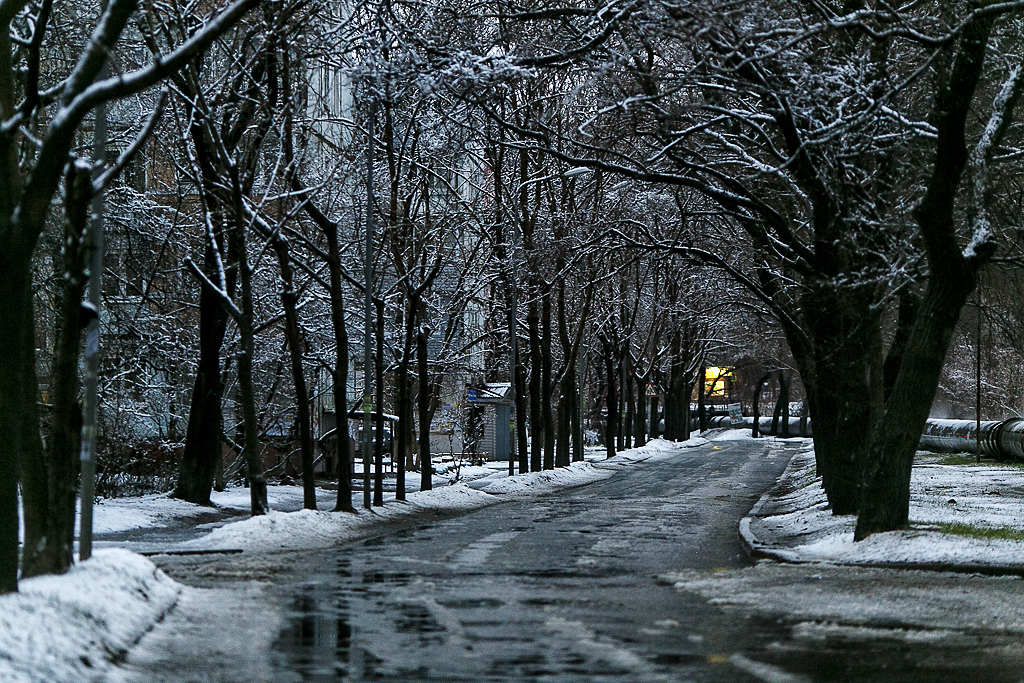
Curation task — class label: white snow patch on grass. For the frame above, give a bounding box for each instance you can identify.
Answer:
[0,549,180,683]
[746,447,1024,567]
[83,485,340,536]
[477,461,614,495]
[179,483,497,552]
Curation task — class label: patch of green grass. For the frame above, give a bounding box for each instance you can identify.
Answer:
[932,453,988,466]
[938,523,1024,542]
[921,453,1024,470]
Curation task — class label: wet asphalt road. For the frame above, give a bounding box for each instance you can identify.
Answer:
[272,439,799,682]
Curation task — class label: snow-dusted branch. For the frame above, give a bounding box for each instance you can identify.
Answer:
[964,63,1024,259]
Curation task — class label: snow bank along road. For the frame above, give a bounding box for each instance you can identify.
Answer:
[117,437,798,682]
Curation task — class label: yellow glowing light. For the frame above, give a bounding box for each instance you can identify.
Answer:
[703,367,733,397]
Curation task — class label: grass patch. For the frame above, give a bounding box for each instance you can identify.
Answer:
[939,523,1024,542]
[916,452,1024,469]
[933,453,989,466]
[930,453,1024,470]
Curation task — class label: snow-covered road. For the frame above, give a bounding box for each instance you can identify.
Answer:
[119,437,794,682]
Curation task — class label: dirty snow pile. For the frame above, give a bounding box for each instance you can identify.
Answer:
[0,550,180,683]
[183,438,698,553]
[742,445,1024,568]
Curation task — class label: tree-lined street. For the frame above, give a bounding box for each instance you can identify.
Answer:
[3,0,1024,677]
[103,439,1024,682]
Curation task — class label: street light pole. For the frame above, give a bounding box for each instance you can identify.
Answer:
[507,282,518,477]
[577,338,587,462]
[79,98,106,561]
[362,97,376,509]
[976,273,983,463]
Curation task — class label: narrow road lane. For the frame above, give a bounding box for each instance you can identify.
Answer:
[274,439,798,682]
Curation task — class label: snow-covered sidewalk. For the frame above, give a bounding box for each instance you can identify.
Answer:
[1,437,704,682]
[740,439,1024,573]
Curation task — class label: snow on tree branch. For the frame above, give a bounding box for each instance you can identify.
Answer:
[964,63,1024,260]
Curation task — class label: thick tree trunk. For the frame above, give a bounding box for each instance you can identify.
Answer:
[513,325,529,473]
[555,357,577,467]
[681,380,693,441]
[751,372,770,438]
[772,371,791,437]
[615,355,626,451]
[697,367,708,432]
[273,239,316,511]
[174,246,231,505]
[1,264,36,593]
[662,389,674,441]
[238,257,268,516]
[857,276,973,538]
[649,393,659,440]
[555,392,570,468]
[796,285,882,515]
[571,374,583,462]
[813,348,878,514]
[666,379,686,441]
[624,357,635,450]
[23,167,92,578]
[663,332,680,440]
[374,299,385,507]
[326,234,354,513]
[514,346,529,474]
[395,300,416,502]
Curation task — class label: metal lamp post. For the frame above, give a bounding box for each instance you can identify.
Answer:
[362,97,376,509]
[79,97,106,561]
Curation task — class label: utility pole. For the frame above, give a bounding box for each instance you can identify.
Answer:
[506,275,519,477]
[976,273,983,463]
[577,338,587,462]
[362,98,376,509]
[79,98,106,560]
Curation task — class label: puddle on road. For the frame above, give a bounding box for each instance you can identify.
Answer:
[270,483,1021,682]
[436,597,504,609]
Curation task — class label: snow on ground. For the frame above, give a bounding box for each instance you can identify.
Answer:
[665,437,1024,653]
[87,437,712,542]
[179,483,499,553]
[703,427,759,441]
[0,549,180,683]
[666,561,1024,635]
[88,485,324,535]
[738,443,1024,568]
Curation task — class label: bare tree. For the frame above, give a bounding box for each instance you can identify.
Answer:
[0,0,258,592]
